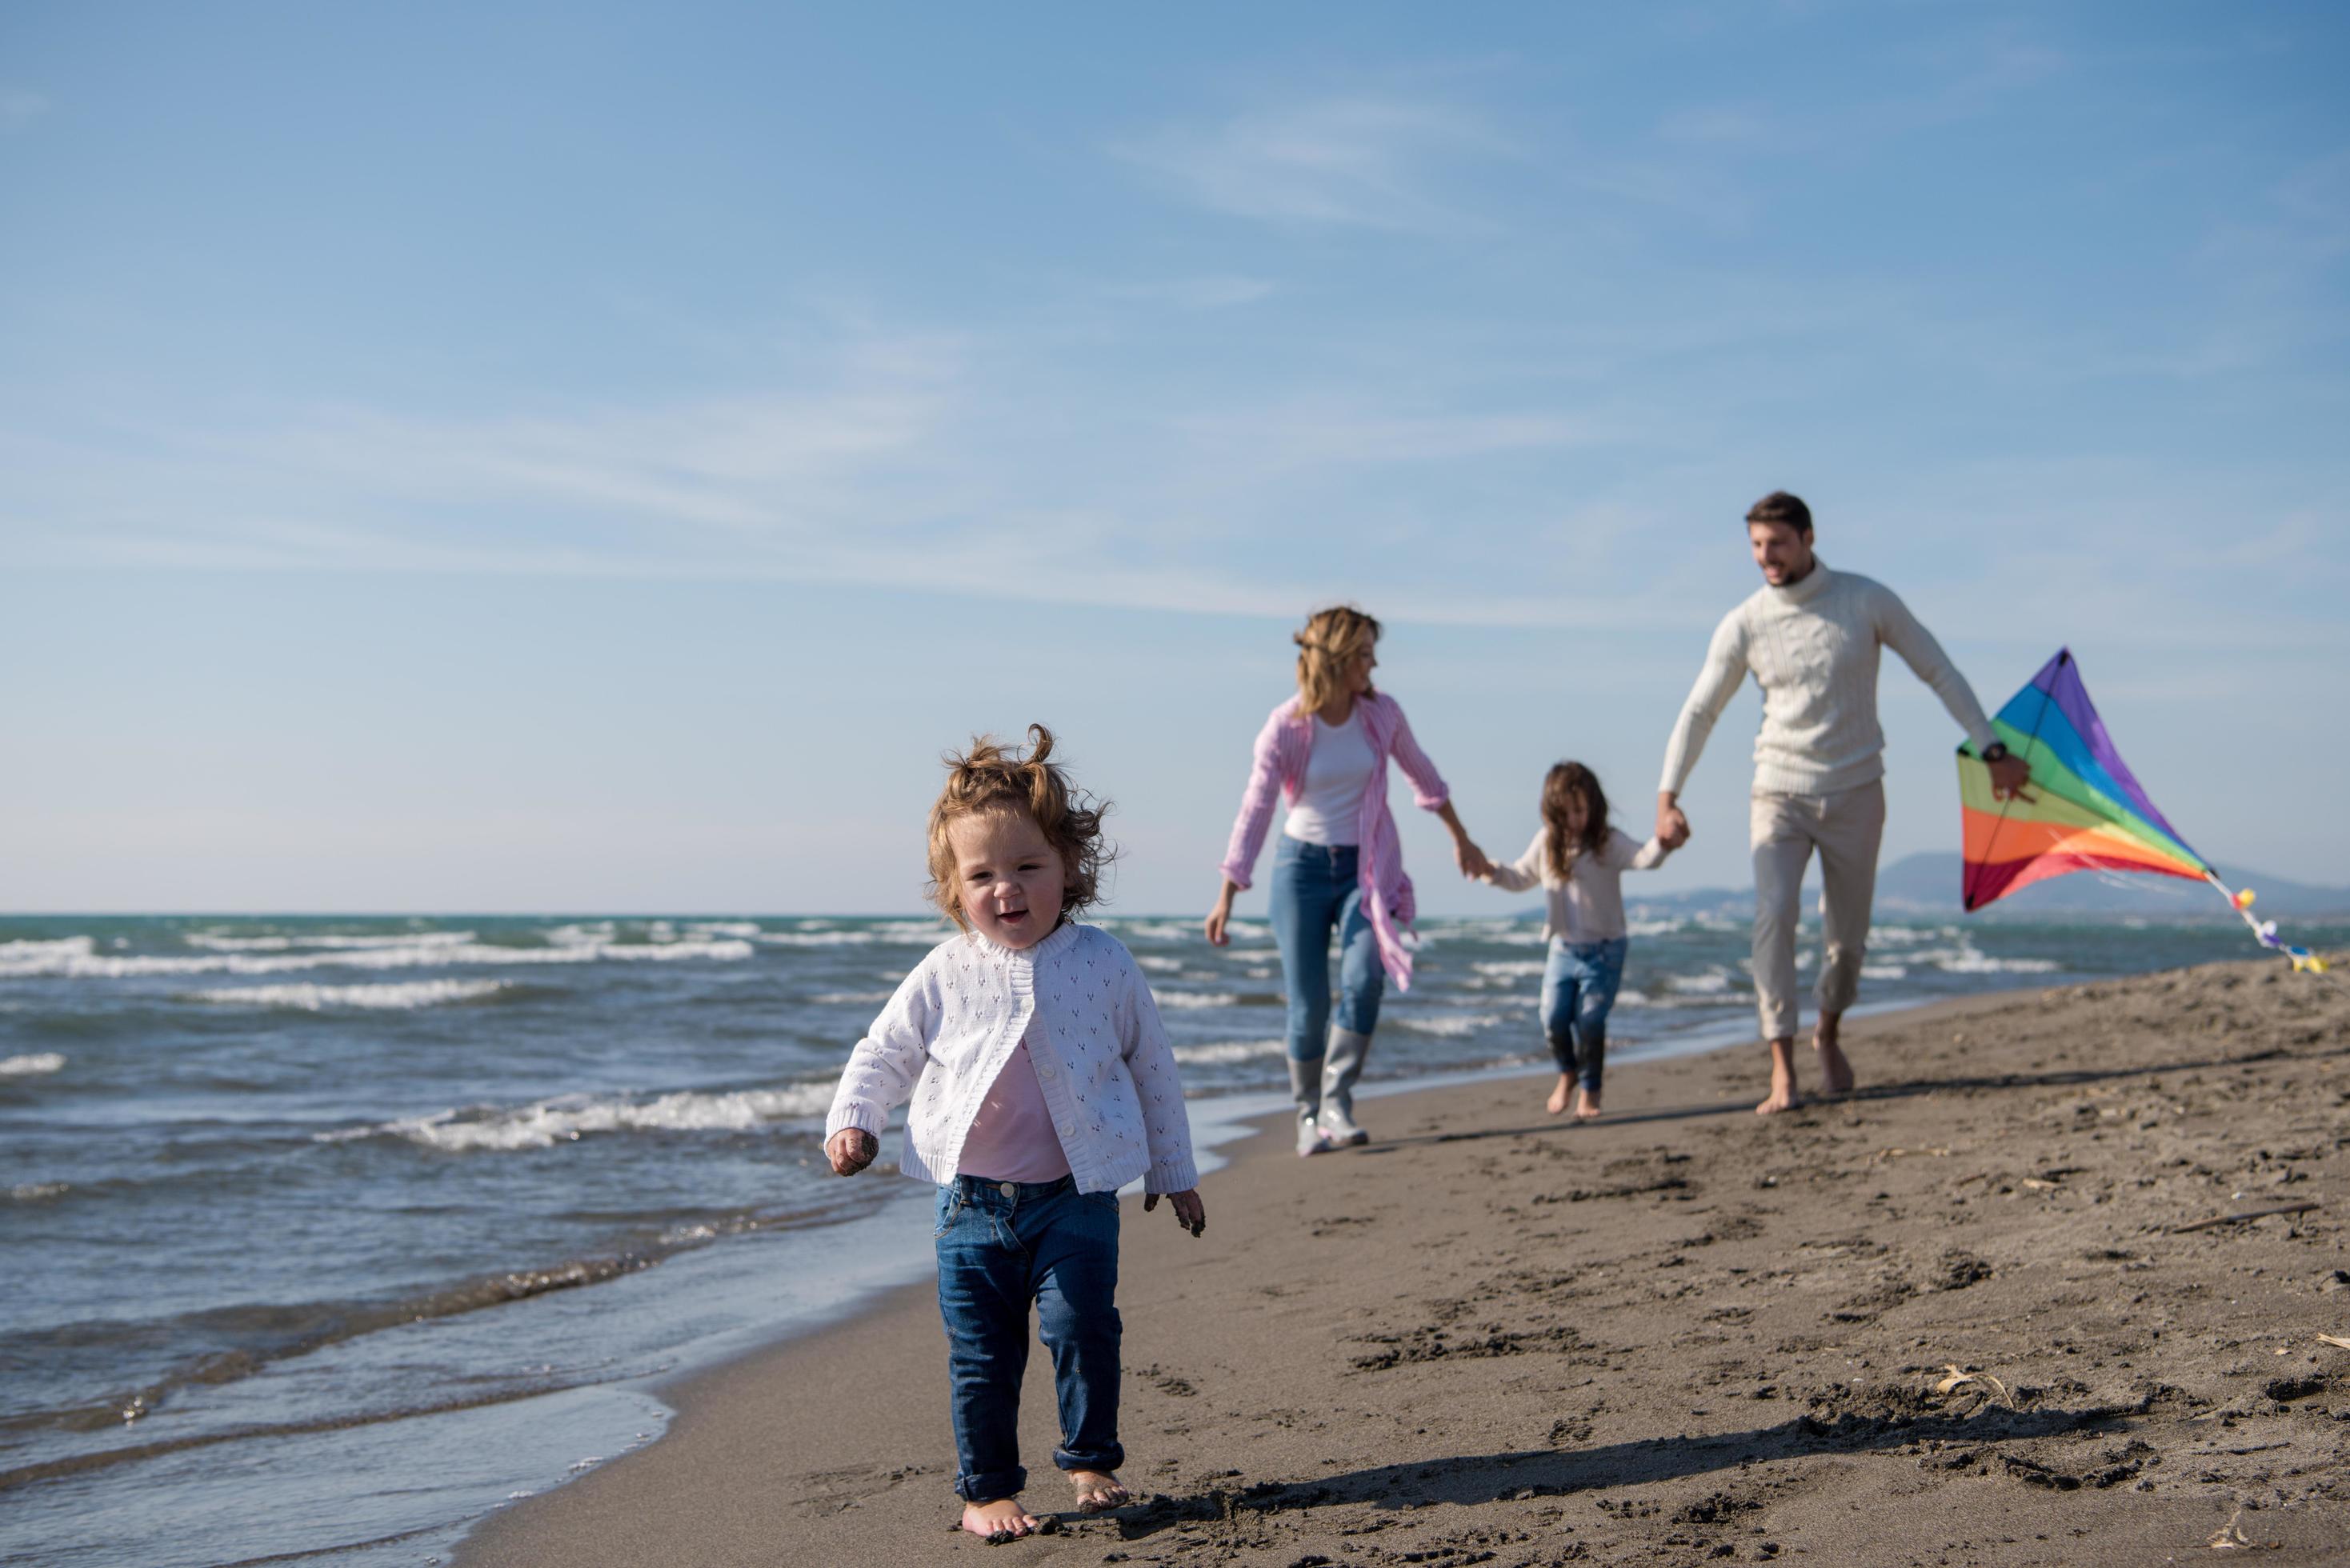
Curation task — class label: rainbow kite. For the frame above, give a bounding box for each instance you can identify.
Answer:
[1956,648,2328,973]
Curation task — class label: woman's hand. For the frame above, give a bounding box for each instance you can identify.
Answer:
[1203,882,1239,947]
[1452,836,1491,880]
[825,1127,878,1176]
[1144,1189,1207,1238]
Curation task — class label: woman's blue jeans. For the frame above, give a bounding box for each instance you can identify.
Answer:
[934,1175,1123,1502]
[1541,937,1627,1091]
[1268,837,1383,1062]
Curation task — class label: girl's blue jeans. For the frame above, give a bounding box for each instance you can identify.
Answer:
[934,1175,1123,1502]
[1267,837,1383,1062]
[1542,937,1628,1091]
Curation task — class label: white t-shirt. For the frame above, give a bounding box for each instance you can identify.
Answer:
[1282,710,1375,846]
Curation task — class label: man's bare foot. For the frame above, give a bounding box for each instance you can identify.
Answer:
[1067,1470,1130,1514]
[961,1498,1040,1540]
[1573,1086,1603,1120]
[1813,1014,1855,1094]
[1755,1038,1800,1115]
[1546,1074,1574,1115]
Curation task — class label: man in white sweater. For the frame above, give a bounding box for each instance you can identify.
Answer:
[1655,492,2031,1114]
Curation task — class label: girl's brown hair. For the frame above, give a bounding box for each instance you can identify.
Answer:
[926,724,1113,931]
[1540,761,1609,882]
[1294,605,1382,716]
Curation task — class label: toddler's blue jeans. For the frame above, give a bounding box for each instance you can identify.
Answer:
[934,1174,1123,1502]
[1541,937,1628,1092]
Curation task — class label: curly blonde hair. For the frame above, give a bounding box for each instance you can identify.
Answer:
[1294,605,1382,716]
[925,724,1114,930]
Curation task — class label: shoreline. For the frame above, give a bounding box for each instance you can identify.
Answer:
[455,957,2350,1565]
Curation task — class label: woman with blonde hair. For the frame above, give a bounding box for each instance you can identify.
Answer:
[1206,607,1491,1155]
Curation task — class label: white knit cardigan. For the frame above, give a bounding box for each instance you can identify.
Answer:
[823,921,1199,1196]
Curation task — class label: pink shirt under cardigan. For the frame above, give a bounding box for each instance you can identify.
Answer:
[955,1022,1074,1184]
[1218,691,1451,990]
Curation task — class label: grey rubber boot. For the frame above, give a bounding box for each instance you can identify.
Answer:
[1287,1058,1333,1157]
[1318,1028,1373,1146]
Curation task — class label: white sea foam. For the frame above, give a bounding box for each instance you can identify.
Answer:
[9,1181,69,1201]
[1134,955,1184,973]
[751,921,944,948]
[688,922,763,938]
[1152,991,1242,1010]
[0,1053,66,1076]
[1667,969,1736,995]
[333,1082,838,1153]
[1860,965,1908,981]
[811,990,897,1006]
[0,936,97,960]
[1472,960,1548,980]
[0,937,754,979]
[185,931,475,952]
[185,979,509,1011]
[1920,949,2058,975]
[1171,1038,1287,1066]
[1871,926,1959,946]
[1391,1011,1503,1038]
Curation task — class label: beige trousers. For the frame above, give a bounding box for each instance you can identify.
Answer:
[1749,781,1887,1042]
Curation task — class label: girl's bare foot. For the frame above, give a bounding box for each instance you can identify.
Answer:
[1545,1074,1574,1115]
[960,1498,1040,1540]
[1067,1470,1130,1513]
[1573,1086,1603,1120]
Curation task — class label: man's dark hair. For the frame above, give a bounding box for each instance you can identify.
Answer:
[1746,491,1812,534]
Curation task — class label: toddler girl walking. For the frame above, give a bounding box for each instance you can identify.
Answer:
[823,726,1206,1542]
[1477,762,1673,1119]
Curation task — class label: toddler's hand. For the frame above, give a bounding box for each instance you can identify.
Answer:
[1144,1189,1206,1238]
[826,1127,877,1176]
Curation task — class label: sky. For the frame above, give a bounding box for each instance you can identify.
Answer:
[2,2,2344,915]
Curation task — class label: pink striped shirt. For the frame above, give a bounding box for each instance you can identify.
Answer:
[1218,691,1451,990]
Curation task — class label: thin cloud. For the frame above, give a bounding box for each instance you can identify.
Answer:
[1114,95,1511,234]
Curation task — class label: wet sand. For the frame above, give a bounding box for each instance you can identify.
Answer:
[458,956,2350,1566]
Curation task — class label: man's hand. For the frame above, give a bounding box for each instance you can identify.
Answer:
[1656,792,1691,850]
[825,1127,878,1176]
[1143,1189,1206,1238]
[1988,753,2033,802]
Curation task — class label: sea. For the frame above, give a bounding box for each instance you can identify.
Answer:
[4,907,2340,1566]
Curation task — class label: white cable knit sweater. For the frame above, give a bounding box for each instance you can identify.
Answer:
[1659,562,1998,798]
[823,921,1199,1196]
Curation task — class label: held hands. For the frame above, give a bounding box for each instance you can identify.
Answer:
[1144,1188,1207,1238]
[825,1127,878,1177]
[1452,836,1491,881]
[1655,795,1691,850]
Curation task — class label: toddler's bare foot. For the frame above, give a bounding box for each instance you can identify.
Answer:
[1813,1018,1855,1094]
[1545,1074,1574,1116]
[1573,1087,1603,1120]
[1067,1470,1130,1513]
[960,1497,1039,1541]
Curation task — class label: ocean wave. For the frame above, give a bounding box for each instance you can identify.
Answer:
[9,1181,69,1202]
[1134,955,1184,972]
[0,936,100,960]
[183,980,510,1012]
[330,1082,837,1152]
[1152,991,1242,1010]
[1390,1011,1504,1038]
[1919,949,2060,975]
[1171,1038,1286,1066]
[1871,926,1960,946]
[0,1053,66,1076]
[1859,964,1908,981]
[1472,959,1547,980]
[0,937,754,980]
[1667,969,1737,995]
[811,990,897,1006]
[751,921,944,948]
[183,931,475,952]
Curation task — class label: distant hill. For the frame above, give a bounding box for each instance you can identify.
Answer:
[1616,853,2350,923]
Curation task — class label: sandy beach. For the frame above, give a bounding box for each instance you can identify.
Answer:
[458,955,2350,1566]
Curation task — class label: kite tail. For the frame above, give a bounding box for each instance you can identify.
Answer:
[2204,871,2333,976]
